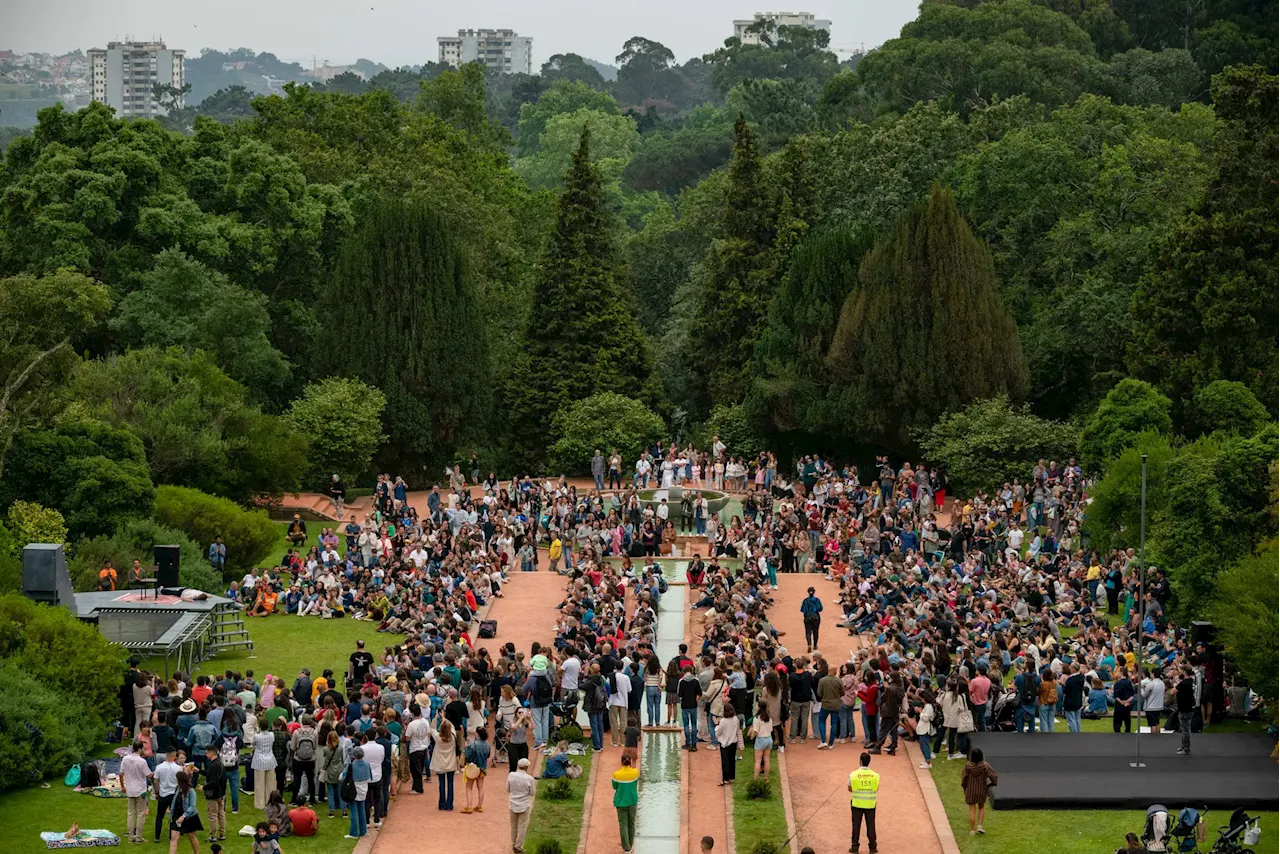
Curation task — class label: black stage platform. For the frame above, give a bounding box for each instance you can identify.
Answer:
[967,733,1278,811]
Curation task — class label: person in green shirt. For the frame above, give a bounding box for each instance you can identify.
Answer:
[612,754,640,854]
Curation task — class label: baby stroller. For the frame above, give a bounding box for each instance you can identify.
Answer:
[1209,807,1260,854]
[492,721,510,765]
[548,698,580,743]
[1144,805,1206,853]
[989,687,1020,733]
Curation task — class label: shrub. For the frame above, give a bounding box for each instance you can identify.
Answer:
[1193,380,1270,437]
[531,841,565,854]
[0,419,154,538]
[916,396,1078,495]
[1210,541,1279,702]
[1079,379,1172,471]
[153,485,278,573]
[0,662,101,791]
[542,778,573,800]
[549,392,666,475]
[69,519,220,593]
[284,377,387,488]
[748,842,783,854]
[6,500,67,551]
[0,593,126,724]
[705,403,766,460]
[557,723,584,744]
[746,777,772,799]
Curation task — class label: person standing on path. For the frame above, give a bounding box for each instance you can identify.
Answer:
[592,450,606,492]
[612,753,641,854]
[715,710,741,785]
[507,757,536,853]
[848,751,879,854]
[801,587,823,652]
[1175,667,1196,755]
[121,740,153,843]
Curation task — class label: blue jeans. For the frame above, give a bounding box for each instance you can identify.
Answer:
[594,474,604,490]
[1065,709,1082,733]
[532,705,550,746]
[840,704,856,740]
[1039,705,1055,732]
[226,766,240,811]
[861,709,875,743]
[1016,704,1038,733]
[682,708,698,748]
[349,798,367,836]
[588,712,605,750]
[327,780,345,813]
[818,708,840,746]
[972,705,987,733]
[437,771,454,810]
[919,733,934,764]
[646,687,662,726]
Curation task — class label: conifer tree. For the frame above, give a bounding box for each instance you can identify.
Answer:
[685,116,781,411]
[827,184,1028,444]
[316,197,490,478]
[511,126,659,466]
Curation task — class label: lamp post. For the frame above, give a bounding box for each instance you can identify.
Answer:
[1133,453,1148,766]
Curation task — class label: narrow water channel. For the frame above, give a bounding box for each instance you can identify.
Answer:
[633,560,687,854]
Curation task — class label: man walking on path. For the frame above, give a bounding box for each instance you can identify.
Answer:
[801,587,823,652]
[612,753,641,854]
[507,757,536,853]
[849,751,879,853]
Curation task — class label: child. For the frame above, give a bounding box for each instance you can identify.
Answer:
[252,823,281,854]
[623,713,641,765]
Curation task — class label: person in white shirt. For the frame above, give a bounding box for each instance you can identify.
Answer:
[362,736,386,826]
[507,758,537,852]
[608,667,632,747]
[560,653,581,704]
[635,456,652,489]
[409,546,429,568]
[404,705,432,795]
[152,749,182,842]
[121,741,153,843]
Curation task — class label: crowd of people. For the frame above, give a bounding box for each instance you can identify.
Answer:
[103,443,1250,853]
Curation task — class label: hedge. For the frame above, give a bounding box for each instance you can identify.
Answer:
[153,485,278,573]
[0,662,102,791]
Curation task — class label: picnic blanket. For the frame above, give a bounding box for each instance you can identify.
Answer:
[40,829,120,849]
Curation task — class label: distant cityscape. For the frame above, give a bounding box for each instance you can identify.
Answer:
[0,12,866,128]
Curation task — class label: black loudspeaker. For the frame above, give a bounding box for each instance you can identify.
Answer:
[155,544,181,587]
[1191,621,1216,647]
[23,543,75,609]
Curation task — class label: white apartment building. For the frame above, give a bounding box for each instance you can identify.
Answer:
[733,11,832,44]
[89,40,185,118]
[437,29,533,75]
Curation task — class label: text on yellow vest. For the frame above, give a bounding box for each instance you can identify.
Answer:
[850,768,880,808]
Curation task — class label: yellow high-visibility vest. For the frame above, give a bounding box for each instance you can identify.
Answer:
[850,768,880,809]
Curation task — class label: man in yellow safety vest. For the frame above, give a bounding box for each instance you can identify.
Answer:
[848,751,879,853]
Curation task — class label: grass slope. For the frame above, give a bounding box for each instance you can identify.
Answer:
[524,748,595,852]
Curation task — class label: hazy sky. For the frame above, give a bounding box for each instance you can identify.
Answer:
[8,0,920,68]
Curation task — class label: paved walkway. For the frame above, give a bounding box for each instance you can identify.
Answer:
[772,574,943,854]
[370,570,567,854]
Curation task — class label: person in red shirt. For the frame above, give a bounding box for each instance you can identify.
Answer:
[288,804,317,836]
[190,676,212,707]
[968,665,993,731]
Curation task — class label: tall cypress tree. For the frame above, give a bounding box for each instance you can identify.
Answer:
[747,225,873,433]
[512,126,658,466]
[827,184,1028,445]
[316,197,490,478]
[685,116,779,411]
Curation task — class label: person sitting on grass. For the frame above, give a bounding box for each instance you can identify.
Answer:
[249,585,279,617]
[539,741,572,779]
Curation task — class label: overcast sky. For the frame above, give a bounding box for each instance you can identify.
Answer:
[8,0,920,68]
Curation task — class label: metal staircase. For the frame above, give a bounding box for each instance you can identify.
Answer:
[207,602,255,658]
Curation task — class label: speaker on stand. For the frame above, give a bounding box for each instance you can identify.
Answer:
[22,544,75,610]
[155,544,181,589]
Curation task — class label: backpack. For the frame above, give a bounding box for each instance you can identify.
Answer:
[219,735,239,769]
[657,574,669,594]
[532,674,554,706]
[591,678,608,710]
[295,729,316,762]
[1018,673,1040,705]
[340,765,357,805]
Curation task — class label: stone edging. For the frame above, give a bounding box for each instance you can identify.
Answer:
[905,740,962,854]
[577,748,601,854]
[776,748,801,854]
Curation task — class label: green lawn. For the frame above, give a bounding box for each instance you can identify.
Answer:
[2,611,376,852]
[524,748,595,851]
[929,750,1279,854]
[734,748,788,853]
[3,766,360,854]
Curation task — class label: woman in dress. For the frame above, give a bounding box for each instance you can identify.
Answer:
[961,747,998,835]
[167,771,202,854]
